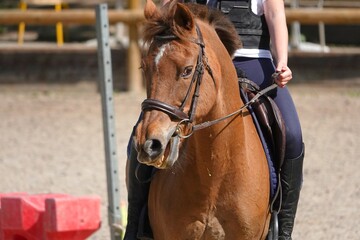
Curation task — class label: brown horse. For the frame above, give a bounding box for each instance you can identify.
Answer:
[134,0,270,239]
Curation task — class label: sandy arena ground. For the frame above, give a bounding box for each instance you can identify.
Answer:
[0,79,359,239]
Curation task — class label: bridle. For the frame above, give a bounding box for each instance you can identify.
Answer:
[141,24,278,138]
[141,24,209,127]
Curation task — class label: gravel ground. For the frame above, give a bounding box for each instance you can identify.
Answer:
[0,79,359,239]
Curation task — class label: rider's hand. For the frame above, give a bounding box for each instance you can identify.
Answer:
[275,65,292,88]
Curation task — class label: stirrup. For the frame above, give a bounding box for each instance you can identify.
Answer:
[267,211,279,240]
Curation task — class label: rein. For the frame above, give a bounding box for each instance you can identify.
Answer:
[180,82,278,138]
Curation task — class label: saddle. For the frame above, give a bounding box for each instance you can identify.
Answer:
[238,77,286,174]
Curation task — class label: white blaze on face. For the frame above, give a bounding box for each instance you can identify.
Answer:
[155,43,170,67]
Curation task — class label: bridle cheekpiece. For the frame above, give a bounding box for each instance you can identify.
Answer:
[141,24,207,132]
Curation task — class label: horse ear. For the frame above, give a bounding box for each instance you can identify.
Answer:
[144,0,160,21]
[172,2,194,31]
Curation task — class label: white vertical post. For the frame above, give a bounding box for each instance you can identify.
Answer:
[127,0,142,92]
[96,4,122,240]
[318,0,327,52]
[290,0,301,49]
[115,0,128,48]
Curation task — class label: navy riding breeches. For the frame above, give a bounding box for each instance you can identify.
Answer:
[233,57,303,159]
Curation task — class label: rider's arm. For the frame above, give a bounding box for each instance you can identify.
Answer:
[264,0,292,87]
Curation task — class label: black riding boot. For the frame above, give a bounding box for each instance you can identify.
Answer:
[278,145,305,240]
[124,143,153,240]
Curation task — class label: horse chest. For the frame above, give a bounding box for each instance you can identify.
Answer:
[202,217,226,240]
[150,186,240,239]
[180,213,252,240]
[177,216,225,240]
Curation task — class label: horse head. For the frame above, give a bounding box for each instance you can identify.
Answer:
[134,0,241,169]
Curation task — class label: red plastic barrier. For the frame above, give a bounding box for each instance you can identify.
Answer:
[0,194,101,240]
[0,193,29,240]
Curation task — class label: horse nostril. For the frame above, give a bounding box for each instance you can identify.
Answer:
[143,139,163,158]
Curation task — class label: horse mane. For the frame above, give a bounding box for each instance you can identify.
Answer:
[143,2,242,56]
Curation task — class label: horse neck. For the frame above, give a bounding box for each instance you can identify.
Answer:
[188,101,246,177]
[182,28,247,184]
[172,21,258,191]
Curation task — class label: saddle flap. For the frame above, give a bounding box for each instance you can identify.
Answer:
[240,79,286,171]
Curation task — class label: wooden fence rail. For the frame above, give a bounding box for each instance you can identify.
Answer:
[1,8,360,25]
[0,9,144,25]
[285,8,360,24]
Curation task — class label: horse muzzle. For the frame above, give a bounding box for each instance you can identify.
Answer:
[135,127,181,169]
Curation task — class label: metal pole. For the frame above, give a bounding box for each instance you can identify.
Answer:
[95,4,122,240]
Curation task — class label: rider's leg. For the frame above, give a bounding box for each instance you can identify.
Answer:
[124,136,153,240]
[233,57,304,239]
[273,87,304,240]
[278,145,304,240]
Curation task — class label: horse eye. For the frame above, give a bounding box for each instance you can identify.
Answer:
[180,66,193,78]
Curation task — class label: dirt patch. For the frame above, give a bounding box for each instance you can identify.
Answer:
[0,80,359,239]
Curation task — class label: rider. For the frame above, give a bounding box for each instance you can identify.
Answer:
[124,1,304,240]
